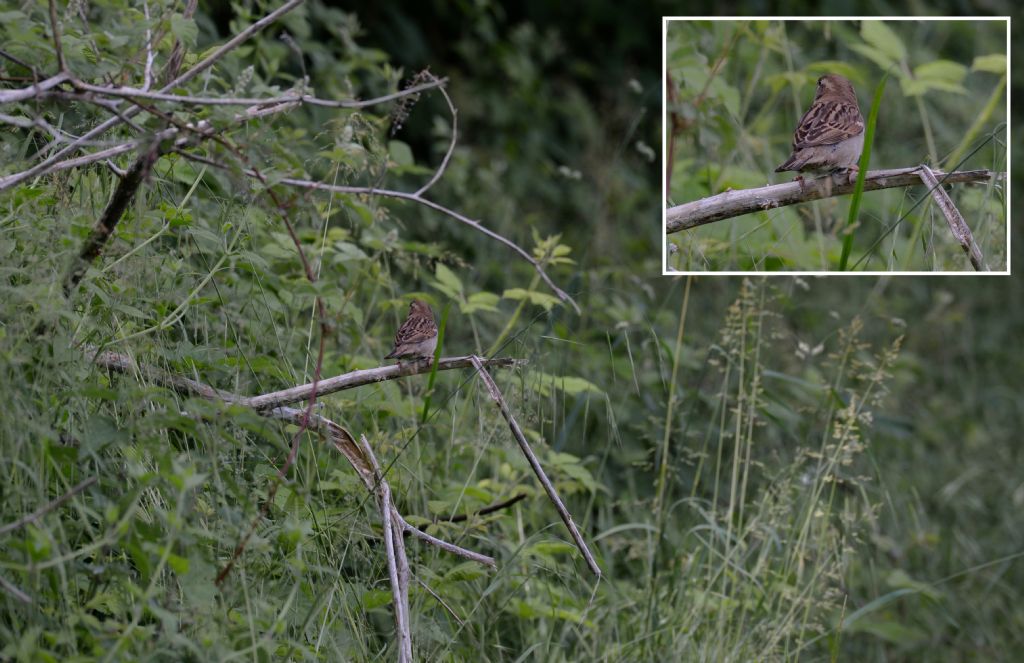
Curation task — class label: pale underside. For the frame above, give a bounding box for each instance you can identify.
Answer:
[388,335,438,360]
[779,131,865,176]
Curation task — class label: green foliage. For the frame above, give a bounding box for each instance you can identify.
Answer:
[1,3,1022,662]
[667,19,1008,271]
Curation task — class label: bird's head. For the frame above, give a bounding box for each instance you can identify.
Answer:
[409,299,432,316]
[815,74,856,102]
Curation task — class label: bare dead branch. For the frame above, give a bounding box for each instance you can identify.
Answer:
[86,347,519,409]
[666,167,1005,234]
[918,165,989,271]
[0,0,304,192]
[64,139,164,294]
[244,356,520,410]
[469,355,602,578]
[64,76,447,110]
[142,0,155,91]
[85,348,508,572]
[0,476,98,536]
[0,72,70,104]
[48,0,67,73]
[361,435,413,663]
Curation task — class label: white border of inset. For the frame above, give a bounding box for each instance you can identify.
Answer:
[661,16,1011,276]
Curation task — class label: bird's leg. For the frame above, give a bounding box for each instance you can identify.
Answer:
[844,165,859,185]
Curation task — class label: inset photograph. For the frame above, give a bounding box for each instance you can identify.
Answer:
[663,18,1008,273]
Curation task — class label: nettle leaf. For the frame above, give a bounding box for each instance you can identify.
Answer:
[972,54,1006,74]
[388,140,414,167]
[433,263,463,298]
[534,372,605,397]
[170,14,198,48]
[860,21,906,63]
[443,562,488,583]
[502,288,561,311]
[462,291,500,314]
[361,589,392,610]
[914,60,967,85]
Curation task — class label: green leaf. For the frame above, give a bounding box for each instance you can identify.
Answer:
[434,263,463,298]
[502,288,561,311]
[443,562,488,583]
[860,21,906,63]
[914,60,967,84]
[361,589,392,610]
[535,372,605,397]
[971,54,1006,74]
[388,140,414,167]
[461,291,500,314]
[170,14,198,48]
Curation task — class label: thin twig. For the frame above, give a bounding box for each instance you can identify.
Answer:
[273,176,580,313]
[397,512,496,567]
[0,574,33,605]
[666,167,1005,233]
[0,476,98,536]
[48,0,67,73]
[64,76,447,110]
[469,355,601,578]
[142,0,155,91]
[918,165,989,271]
[414,75,457,196]
[434,493,528,525]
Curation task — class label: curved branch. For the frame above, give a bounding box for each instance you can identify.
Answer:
[666,167,1004,234]
[274,176,581,314]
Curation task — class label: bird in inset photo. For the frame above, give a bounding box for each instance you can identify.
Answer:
[775,74,865,185]
[385,299,438,362]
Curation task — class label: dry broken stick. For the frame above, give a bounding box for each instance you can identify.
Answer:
[469,355,602,578]
[918,165,990,271]
[666,167,1004,233]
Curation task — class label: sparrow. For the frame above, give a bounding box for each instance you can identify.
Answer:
[385,299,438,361]
[775,74,865,184]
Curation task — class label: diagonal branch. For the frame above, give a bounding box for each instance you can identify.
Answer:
[469,355,602,578]
[666,167,1004,234]
[64,139,164,294]
[0,476,98,537]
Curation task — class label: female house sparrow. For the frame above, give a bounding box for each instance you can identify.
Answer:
[775,74,865,183]
[385,299,438,361]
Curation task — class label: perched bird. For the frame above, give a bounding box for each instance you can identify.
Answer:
[775,74,865,184]
[385,299,438,361]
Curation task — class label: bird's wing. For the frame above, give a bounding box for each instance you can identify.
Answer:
[393,313,437,347]
[792,100,864,148]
